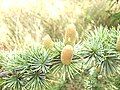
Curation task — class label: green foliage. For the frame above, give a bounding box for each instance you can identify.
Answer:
[81,26,120,76]
[0,44,82,90]
[110,12,120,27]
[113,76,120,89]
[1,75,24,90]
[0,26,120,90]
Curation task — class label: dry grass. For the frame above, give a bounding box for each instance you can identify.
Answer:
[0,0,120,51]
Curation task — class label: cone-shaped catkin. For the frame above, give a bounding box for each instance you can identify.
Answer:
[42,34,54,49]
[64,24,78,46]
[116,34,120,51]
[61,45,73,65]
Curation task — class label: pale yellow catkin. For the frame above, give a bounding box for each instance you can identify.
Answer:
[64,24,78,46]
[61,45,73,65]
[42,34,54,49]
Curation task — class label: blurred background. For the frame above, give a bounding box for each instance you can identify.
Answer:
[0,0,120,51]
